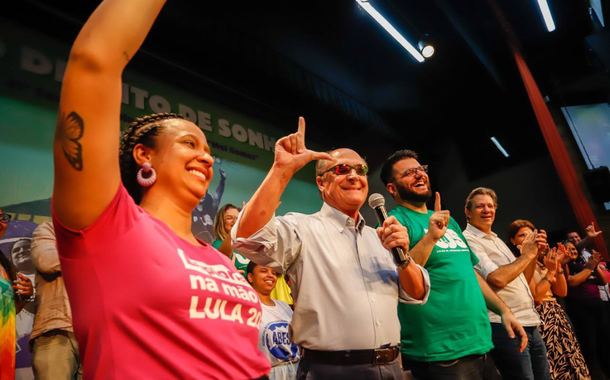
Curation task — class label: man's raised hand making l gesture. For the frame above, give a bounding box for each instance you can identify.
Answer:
[237,117,331,238]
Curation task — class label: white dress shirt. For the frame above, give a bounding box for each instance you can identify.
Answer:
[233,202,430,350]
[463,223,540,326]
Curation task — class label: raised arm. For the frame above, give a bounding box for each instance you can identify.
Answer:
[575,223,603,252]
[236,118,331,238]
[53,0,167,230]
[211,168,227,213]
[567,251,601,287]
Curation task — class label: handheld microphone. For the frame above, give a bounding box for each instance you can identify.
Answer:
[368,193,408,266]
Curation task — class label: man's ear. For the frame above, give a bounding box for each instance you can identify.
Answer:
[386,182,397,197]
[316,176,325,193]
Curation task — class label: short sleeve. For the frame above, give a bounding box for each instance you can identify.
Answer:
[52,184,142,260]
[465,236,499,280]
[232,210,303,273]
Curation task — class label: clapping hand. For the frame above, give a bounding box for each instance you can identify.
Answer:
[543,248,560,274]
[586,250,601,270]
[520,229,539,259]
[557,243,570,266]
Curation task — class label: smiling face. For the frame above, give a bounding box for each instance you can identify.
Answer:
[566,231,581,245]
[388,157,432,205]
[223,207,239,234]
[465,194,496,234]
[11,239,34,274]
[565,241,579,261]
[140,119,214,209]
[248,264,278,296]
[316,149,368,220]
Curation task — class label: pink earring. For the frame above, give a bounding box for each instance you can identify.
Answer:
[137,162,157,187]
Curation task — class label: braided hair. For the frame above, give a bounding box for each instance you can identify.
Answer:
[119,112,186,204]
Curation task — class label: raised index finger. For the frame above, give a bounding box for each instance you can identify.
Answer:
[434,192,441,212]
[298,116,306,136]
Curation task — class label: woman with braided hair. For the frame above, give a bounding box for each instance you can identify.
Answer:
[52,0,270,379]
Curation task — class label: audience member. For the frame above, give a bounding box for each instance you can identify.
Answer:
[566,224,603,260]
[463,187,551,380]
[30,221,82,380]
[509,220,590,380]
[248,261,300,380]
[564,241,610,379]
[0,209,33,380]
[213,203,250,276]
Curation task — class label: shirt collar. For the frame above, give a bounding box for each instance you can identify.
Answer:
[320,202,366,234]
[466,223,497,239]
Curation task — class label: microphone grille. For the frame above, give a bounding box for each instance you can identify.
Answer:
[368,193,385,209]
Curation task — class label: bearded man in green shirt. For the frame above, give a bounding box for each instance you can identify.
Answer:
[380,150,526,380]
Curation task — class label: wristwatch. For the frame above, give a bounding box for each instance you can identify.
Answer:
[397,256,412,271]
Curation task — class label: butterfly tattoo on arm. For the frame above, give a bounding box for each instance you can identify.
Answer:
[57,111,84,171]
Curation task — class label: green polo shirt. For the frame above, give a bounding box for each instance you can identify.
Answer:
[389,205,493,361]
[211,239,249,279]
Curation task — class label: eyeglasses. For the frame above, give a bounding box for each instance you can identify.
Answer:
[396,165,428,179]
[0,214,11,223]
[321,163,369,176]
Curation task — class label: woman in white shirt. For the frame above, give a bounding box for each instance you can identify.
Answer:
[247,261,300,380]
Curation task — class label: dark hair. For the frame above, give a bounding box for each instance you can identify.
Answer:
[380,150,419,186]
[246,261,258,283]
[507,220,536,240]
[119,113,186,204]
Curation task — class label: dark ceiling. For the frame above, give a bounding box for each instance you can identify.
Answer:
[6,0,610,176]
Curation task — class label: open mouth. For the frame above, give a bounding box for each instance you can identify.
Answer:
[413,180,427,189]
[188,169,207,181]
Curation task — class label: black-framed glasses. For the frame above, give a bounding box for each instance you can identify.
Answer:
[396,165,428,179]
[321,163,369,176]
[0,214,12,223]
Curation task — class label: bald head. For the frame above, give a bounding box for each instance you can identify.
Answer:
[315,149,366,176]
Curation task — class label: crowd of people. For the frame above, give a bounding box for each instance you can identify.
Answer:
[0,0,608,379]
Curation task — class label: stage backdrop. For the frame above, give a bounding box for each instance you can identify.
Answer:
[0,18,322,379]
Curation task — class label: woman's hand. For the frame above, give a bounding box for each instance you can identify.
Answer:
[13,273,33,298]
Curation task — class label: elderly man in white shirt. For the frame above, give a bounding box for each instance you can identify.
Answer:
[462,187,551,380]
[233,118,430,380]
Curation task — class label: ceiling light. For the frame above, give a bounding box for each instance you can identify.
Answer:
[418,38,435,58]
[536,0,556,32]
[491,137,510,158]
[356,0,425,63]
